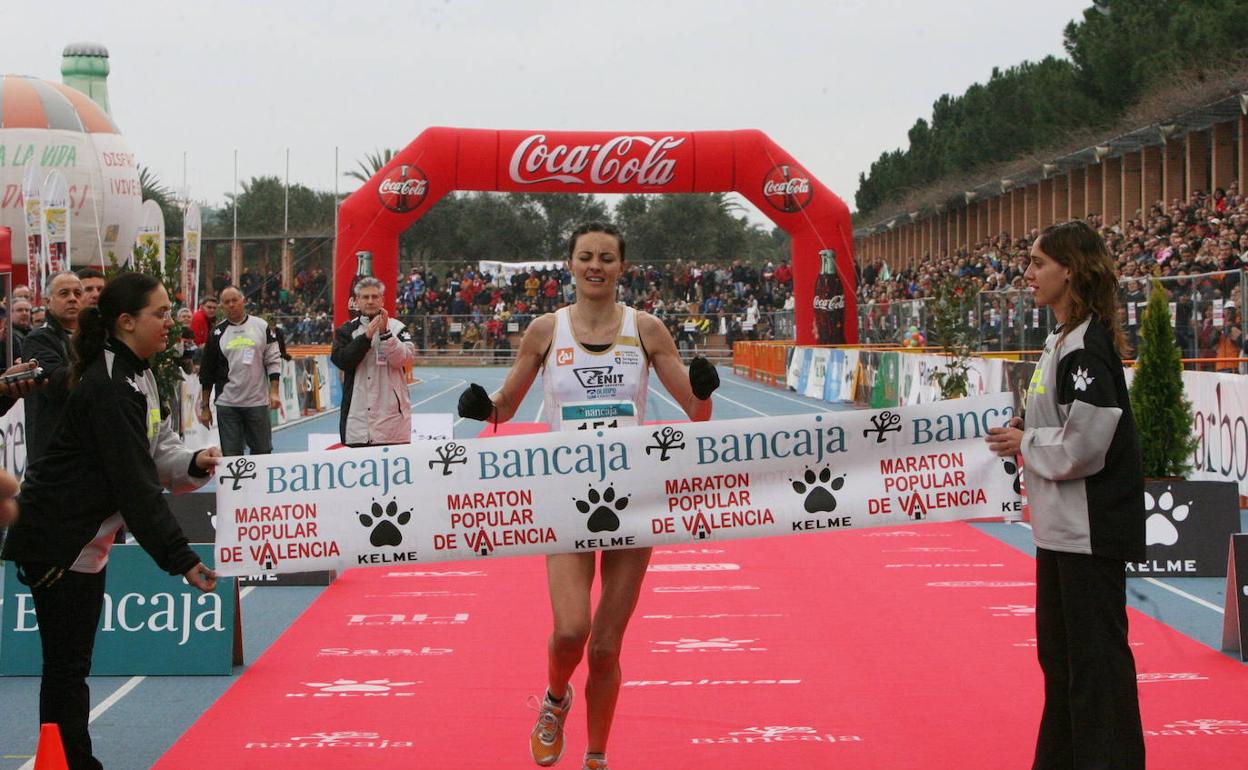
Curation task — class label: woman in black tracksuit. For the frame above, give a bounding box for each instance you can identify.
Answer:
[1,273,222,770]
[987,220,1146,770]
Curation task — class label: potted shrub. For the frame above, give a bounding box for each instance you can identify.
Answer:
[1127,279,1238,577]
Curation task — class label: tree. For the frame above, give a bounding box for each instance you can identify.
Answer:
[227,176,335,236]
[345,148,397,184]
[1129,280,1198,477]
[928,274,980,399]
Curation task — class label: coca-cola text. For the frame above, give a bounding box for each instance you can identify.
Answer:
[508,134,685,187]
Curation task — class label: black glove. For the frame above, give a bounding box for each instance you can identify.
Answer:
[689,356,720,401]
[458,383,495,421]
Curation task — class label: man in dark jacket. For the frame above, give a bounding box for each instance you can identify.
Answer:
[21,271,82,465]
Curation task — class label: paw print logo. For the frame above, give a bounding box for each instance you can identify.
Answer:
[790,467,845,514]
[1002,458,1022,494]
[1071,367,1094,391]
[303,678,416,693]
[575,485,630,533]
[358,499,412,547]
[1144,486,1190,546]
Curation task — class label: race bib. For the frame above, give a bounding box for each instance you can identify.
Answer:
[559,400,637,432]
[242,347,256,365]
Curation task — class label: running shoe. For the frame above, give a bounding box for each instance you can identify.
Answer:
[528,684,574,766]
[582,755,609,770]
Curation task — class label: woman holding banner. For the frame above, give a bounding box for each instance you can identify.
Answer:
[986,220,1146,770]
[458,222,720,770]
[1,273,222,770]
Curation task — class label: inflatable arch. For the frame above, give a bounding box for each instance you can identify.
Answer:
[335,128,856,344]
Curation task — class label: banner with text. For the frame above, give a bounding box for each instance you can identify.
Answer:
[212,394,1022,576]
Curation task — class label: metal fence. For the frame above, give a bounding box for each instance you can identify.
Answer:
[855,269,1248,369]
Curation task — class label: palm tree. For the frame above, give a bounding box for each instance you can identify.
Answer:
[344,149,397,184]
[138,165,175,205]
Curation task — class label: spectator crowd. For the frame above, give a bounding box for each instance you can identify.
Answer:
[858,185,1248,368]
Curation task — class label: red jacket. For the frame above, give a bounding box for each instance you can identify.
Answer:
[191,308,215,346]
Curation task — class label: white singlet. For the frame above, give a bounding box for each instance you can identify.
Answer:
[542,304,650,432]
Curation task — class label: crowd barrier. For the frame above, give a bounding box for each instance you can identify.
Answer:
[736,340,1248,500]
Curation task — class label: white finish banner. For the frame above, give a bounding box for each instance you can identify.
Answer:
[212,394,1022,576]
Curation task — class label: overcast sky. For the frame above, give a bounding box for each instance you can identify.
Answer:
[7,0,1091,224]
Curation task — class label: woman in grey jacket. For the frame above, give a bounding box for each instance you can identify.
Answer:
[987,220,1146,770]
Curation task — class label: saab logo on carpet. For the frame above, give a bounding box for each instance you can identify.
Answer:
[650,637,766,653]
[648,563,740,572]
[245,731,414,750]
[690,725,863,745]
[318,647,453,657]
[286,679,420,698]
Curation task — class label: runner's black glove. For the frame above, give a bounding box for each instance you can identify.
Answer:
[458,383,495,421]
[689,356,720,401]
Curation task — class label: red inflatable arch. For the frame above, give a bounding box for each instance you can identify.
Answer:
[335,128,856,345]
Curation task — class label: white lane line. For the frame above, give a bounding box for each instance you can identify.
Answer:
[411,380,466,408]
[1012,522,1224,615]
[532,398,544,423]
[707,390,767,416]
[1142,577,1225,614]
[650,381,768,418]
[722,375,834,411]
[17,584,260,769]
[87,676,145,724]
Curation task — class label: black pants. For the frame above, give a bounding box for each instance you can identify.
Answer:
[21,564,107,770]
[1033,548,1144,770]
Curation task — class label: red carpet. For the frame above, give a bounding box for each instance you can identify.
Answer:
[156,524,1248,769]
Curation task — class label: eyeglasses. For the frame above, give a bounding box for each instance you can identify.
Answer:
[143,309,174,320]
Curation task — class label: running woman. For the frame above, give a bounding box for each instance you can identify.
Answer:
[458,222,720,770]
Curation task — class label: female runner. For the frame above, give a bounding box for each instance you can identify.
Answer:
[458,222,719,770]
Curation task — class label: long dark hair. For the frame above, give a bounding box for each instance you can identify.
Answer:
[71,272,161,386]
[1036,220,1130,357]
[567,221,626,262]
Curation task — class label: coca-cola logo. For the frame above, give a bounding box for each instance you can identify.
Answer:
[814,296,845,311]
[377,164,430,213]
[762,164,814,213]
[508,134,685,187]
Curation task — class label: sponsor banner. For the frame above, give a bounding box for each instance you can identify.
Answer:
[168,493,334,587]
[181,203,201,309]
[477,259,562,283]
[40,169,70,273]
[790,347,811,393]
[0,399,27,480]
[821,350,846,402]
[1126,480,1240,577]
[212,394,1021,576]
[1168,369,1248,498]
[1223,533,1248,661]
[0,544,238,675]
[307,413,454,452]
[804,347,828,399]
[498,131,694,193]
[21,162,44,304]
[135,198,166,263]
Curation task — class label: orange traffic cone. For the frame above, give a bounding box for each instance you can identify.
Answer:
[33,723,69,770]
